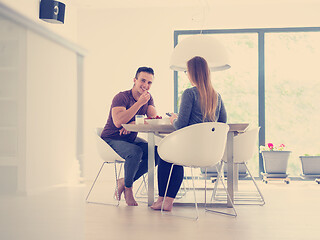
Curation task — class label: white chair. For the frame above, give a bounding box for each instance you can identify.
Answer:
[85,128,125,206]
[212,127,265,205]
[158,122,236,220]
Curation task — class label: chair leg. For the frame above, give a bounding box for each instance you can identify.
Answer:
[86,161,122,206]
[142,174,148,194]
[244,163,265,205]
[212,162,265,205]
[161,166,199,220]
[211,161,224,201]
[114,162,121,205]
[183,170,191,190]
[175,168,191,200]
[86,162,106,202]
[205,165,237,217]
[190,167,199,220]
[161,164,174,213]
[175,178,188,199]
[112,161,124,199]
[135,174,148,199]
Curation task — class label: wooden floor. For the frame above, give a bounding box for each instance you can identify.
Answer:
[1,180,319,240]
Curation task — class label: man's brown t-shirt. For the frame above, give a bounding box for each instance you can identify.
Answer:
[101,89,154,142]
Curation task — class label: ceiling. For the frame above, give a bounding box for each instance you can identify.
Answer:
[72,0,319,9]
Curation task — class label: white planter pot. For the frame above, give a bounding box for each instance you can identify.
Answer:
[262,151,291,174]
[299,156,320,175]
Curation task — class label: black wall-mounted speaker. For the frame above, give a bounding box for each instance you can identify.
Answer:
[39,0,65,24]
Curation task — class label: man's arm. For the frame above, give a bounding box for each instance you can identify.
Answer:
[146,105,157,118]
[112,92,151,128]
[112,103,141,128]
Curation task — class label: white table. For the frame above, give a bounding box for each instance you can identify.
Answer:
[122,123,248,207]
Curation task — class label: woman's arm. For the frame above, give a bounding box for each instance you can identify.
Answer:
[173,89,194,129]
[217,99,227,123]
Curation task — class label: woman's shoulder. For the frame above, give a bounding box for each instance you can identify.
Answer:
[183,86,198,95]
[182,87,198,99]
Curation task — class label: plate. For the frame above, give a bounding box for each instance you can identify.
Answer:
[145,118,171,125]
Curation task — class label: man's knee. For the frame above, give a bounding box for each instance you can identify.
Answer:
[136,142,148,153]
[126,145,143,161]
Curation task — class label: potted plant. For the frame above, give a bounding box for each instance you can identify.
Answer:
[260,143,291,183]
[299,154,320,177]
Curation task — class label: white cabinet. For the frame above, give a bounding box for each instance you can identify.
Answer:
[0,11,85,194]
[0,17,25,193]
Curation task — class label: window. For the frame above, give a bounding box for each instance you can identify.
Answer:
[177,33,259,175]
[174,27,320,177]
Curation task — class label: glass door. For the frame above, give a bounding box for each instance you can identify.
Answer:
[265,32,320,176]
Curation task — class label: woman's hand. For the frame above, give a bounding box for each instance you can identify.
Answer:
[169,113,178,124]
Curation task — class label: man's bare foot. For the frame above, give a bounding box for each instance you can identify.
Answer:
[150,196,174,211]
[115,178,125,200]
[124,187,138,206]
[150,197,164,210]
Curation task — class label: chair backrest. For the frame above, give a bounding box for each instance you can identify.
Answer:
[95,128,124,163]
[158,122,229,168]
[233,127,260,164]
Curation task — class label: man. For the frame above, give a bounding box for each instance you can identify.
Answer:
[101,67,159,206]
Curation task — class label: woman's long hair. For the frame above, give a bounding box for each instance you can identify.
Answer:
[187,56,217,121]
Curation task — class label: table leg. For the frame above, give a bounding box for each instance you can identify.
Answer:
[234,164,239,192]
[147,132,155,206]
[227,131,234,207]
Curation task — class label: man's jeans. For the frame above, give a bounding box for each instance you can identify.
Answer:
[102,137,160,188]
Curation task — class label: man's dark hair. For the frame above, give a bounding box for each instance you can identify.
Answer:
[135,67,154,79]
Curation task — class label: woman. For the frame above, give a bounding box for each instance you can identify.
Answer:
[150,56,227,211]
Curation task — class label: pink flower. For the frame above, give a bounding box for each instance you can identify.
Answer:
[279,144,285,148]
[267,143,274,150]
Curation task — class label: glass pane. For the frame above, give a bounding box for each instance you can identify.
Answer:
[265,32,320,176]
[177,33,259,176]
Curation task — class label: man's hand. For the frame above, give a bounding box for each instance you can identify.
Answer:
[119,127,131,135]
[137,92,150,106]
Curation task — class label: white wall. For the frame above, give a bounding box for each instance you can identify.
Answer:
[25,31,79,192]
[77,2,320,180]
